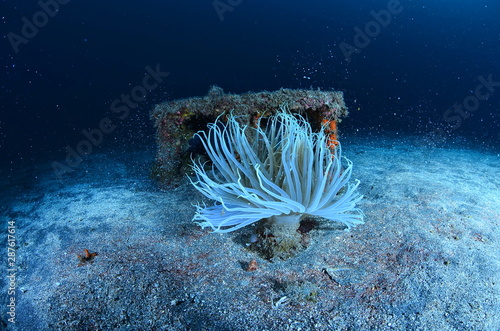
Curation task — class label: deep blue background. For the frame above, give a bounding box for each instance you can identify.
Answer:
[1,0,499,171]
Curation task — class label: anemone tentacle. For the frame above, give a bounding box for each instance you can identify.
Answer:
[191,110,363,233]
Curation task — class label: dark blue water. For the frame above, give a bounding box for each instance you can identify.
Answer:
[1,0,499,172]
[1,2,499,329]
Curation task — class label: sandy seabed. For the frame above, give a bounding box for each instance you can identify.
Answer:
[1,136,499,330]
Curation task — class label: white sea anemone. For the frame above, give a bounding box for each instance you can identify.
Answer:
[190,111,363,234]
